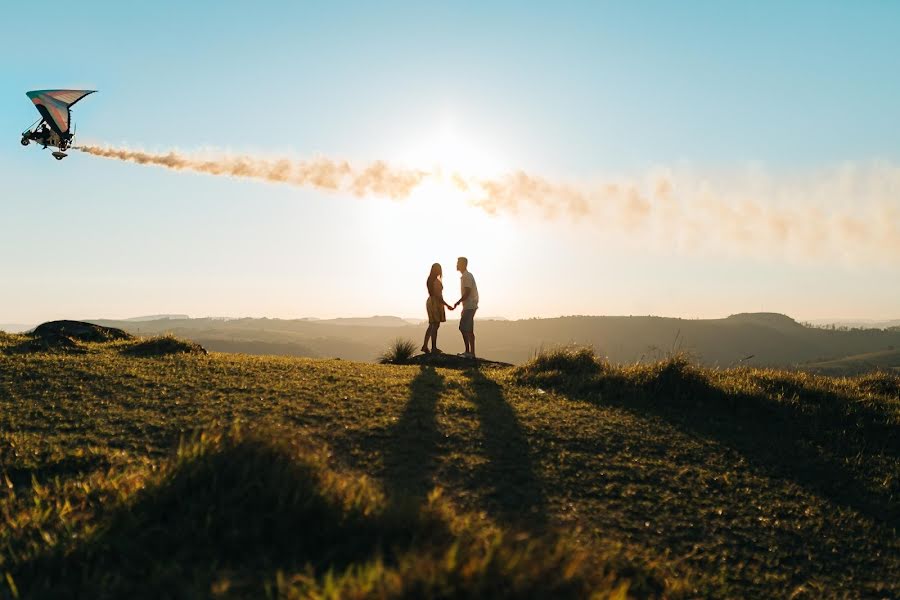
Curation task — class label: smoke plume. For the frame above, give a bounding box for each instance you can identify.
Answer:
[77,145,427,199]
[461,166,900,264]
[77,144,900,263]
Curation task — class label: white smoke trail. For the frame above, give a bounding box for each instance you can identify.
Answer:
[77,145,428,199]
[77,144,900,264]
[459,165,900,264]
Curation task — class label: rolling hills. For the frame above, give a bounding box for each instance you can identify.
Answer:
[804,348,900,375]
[82,312,900,372]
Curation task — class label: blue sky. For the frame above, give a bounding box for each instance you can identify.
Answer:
[2,1,899,323]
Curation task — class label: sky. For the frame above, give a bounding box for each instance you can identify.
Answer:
[1,1,899,324]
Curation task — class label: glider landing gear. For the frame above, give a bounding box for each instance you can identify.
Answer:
[52,152,67,160]
[20,137,29,146]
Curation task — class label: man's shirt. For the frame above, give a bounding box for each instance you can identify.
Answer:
[460,271,479,310]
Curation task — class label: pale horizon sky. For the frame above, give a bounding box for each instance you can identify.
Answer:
[2,1,899,325]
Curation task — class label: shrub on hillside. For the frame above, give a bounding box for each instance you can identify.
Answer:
[122,335,207,357]
[512,345,606,390]
[378,339,418,365]
[631,352,707,399]
[17,333,85,354]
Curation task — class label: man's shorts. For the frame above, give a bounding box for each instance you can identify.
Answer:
[459,309,477,333]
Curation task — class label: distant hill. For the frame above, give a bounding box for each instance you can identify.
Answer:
[123,314,191,322]
[85,312,900,371]
[807,318,900,330]
[0,324,33,333]
[316,316,413,327]
[724,312,805,329]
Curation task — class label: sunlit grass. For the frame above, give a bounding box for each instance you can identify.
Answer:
[1,337,897,597]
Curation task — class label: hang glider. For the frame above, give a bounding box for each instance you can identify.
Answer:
[20,89,97,160]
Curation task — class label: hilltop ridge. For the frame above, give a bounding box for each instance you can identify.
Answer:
[724,312,803,329]
[84,312,900,371]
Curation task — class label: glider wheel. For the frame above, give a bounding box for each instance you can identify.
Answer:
[54,154,65,161]
[20,137,29,146]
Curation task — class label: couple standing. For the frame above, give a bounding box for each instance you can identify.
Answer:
[423,256,479,358]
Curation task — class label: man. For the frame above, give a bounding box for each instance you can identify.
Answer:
[453,256,478,358]
[37,123,51,148]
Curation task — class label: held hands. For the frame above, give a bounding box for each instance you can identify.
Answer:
[446,302,455,311]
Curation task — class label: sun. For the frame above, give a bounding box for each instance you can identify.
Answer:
[364,172,516,260]
[394,118,509,177]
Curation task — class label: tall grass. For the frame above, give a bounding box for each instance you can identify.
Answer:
[3,427,662,598]
[513,345,607,391]
[378,339,419,365]
[513,346,900,529]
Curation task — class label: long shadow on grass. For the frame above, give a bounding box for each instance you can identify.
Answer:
[381,365,445,502]
[11,430,651,600]
[466,366,548,528]
[13,433,439,599]
[535,362,899,528]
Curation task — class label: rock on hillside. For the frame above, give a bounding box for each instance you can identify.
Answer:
[32,320,133,343]
[5,320,134,353]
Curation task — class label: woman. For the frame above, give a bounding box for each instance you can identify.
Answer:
[422,263,454,354]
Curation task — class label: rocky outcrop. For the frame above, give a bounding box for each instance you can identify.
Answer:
[32,320,133,343]
[8,320,133,353]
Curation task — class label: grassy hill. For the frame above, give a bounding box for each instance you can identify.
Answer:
[85,313,900,371]
[1,332,898,598]
[803,348,900,376]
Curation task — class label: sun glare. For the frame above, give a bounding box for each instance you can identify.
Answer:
[356,117,518,271]
[369,178,515,255]
[395,118,509,177]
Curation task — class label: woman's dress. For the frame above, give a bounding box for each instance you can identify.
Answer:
[426,279,446,323]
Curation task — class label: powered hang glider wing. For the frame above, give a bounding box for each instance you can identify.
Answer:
[26,89,96,136]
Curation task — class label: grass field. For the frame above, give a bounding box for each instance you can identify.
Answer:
[1,334,898,598]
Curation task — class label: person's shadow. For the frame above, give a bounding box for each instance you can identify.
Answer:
[381,364,548,529]
[465,366,548,528]
[382,365,445,502]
